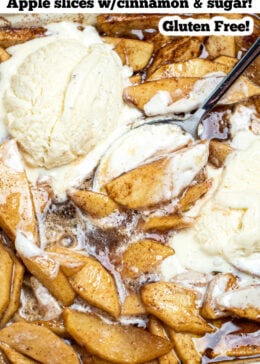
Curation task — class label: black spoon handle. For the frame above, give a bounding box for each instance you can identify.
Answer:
[198,36,260,119]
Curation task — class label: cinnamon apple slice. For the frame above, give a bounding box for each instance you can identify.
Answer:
[0,140,38,241]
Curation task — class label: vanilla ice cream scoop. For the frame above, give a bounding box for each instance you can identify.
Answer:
[3,37,125,168]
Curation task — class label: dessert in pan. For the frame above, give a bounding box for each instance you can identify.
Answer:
[0,12,259,364]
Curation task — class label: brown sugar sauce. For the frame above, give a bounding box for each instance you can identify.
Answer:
[40,188,260,363]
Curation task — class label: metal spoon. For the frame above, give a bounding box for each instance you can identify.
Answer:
[142,36,260,139]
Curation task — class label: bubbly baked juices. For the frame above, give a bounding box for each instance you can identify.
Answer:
[0,12,259,364]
